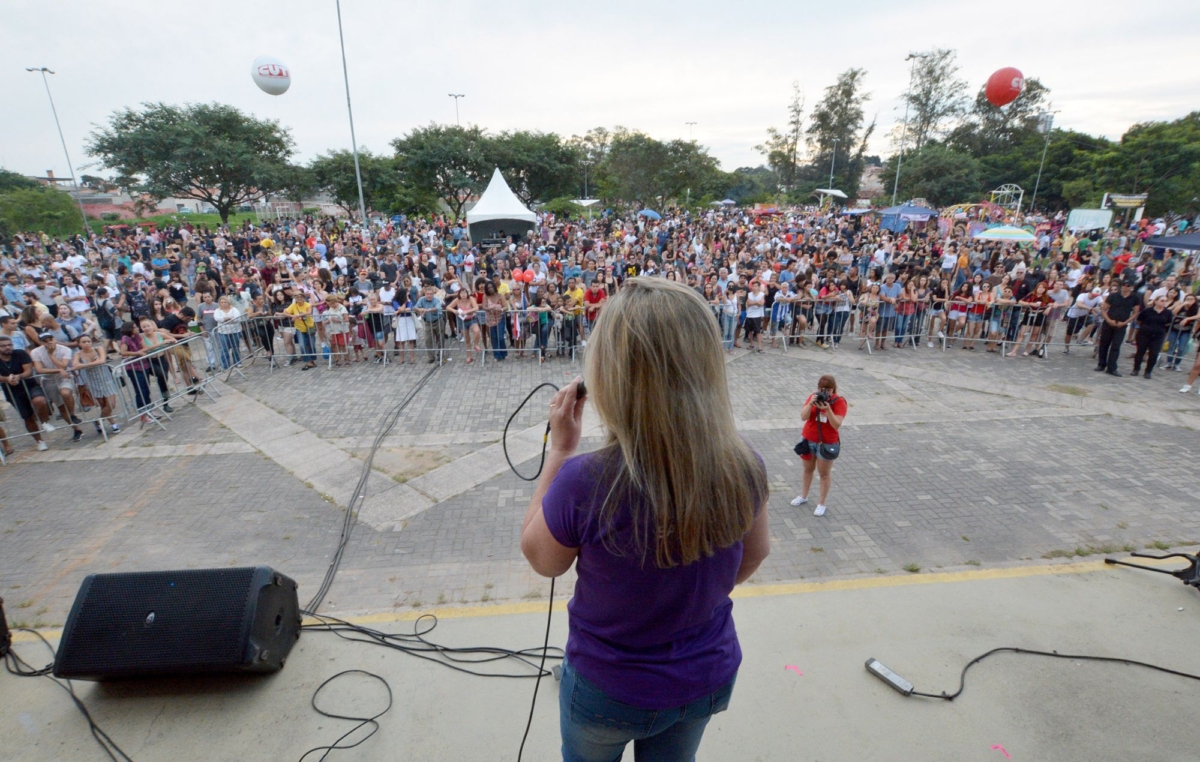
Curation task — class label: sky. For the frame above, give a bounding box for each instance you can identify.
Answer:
[3,0,1199,183]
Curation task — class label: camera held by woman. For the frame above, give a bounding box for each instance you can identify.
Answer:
[792,374,847,517]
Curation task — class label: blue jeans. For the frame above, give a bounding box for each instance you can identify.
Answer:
[720,312,736,350]
[559,660,735,762]
[296,330,315,364]
[894,313,911,345]
[218,331,242,369]
[1166,328,1191,368]
[488,323,508,360]
[128,367,152,411]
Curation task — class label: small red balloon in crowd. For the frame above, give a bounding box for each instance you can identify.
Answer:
[513,269,524,280]
[523,270,535,283]
[985,67,1024,107]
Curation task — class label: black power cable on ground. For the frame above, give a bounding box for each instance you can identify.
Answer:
[867,646,1200,701]
[297,670,393,762]
[297,367,572,761]
[3,628,135,762]
[306,363,440,613]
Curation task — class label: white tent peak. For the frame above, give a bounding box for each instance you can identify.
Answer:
[468,168,536,224]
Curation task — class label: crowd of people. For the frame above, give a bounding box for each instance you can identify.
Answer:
[1,202,1198,454]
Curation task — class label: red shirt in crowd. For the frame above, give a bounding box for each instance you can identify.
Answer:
[802,392,848,444]
[584,286,606,319]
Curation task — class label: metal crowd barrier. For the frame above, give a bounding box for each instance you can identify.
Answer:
[0,372,114,461]
[0,332,219,460]
[110,333,220,431]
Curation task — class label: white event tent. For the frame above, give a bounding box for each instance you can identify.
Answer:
[467,168,538,243]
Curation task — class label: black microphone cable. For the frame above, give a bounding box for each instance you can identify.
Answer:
[504,378,585,762]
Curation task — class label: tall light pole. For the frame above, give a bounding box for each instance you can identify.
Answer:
[1029,112,1054,213]
[25,67,90,235]
[891,52,927,207]
[581,160,595,220]
[581,160,594,199]
[685,121,697,140]
[828,138,840,189]
[335,0,368,226]
[449,94,465,126]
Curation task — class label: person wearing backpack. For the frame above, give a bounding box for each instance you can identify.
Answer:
[94,287,121,351]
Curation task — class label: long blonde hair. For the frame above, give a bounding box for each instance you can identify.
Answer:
[585,277,767,568]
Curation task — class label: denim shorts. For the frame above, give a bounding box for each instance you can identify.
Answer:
[798,438,834,461]
[559,659,735,762]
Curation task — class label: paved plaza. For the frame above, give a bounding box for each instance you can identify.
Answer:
[1,339,1198,628]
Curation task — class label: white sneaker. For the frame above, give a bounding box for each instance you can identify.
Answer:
[1181,385,1193,393]
[813,504,827,517]
[790,495,808,506]
[926,341,933,348]
[937,330,945,339]
[37,440,48,451]
[40,421,56,433]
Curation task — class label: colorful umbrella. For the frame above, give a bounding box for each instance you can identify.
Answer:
[972,225,1036,242]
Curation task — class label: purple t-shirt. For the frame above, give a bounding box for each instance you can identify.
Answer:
[543,450,748,709]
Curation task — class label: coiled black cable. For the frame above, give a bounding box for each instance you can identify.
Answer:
[502,382,560,481]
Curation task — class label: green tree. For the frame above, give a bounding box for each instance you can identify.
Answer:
[947,78,1050,158]
[540,197,585,218]
[486,131,580,207]
[903,49,969,151]
[724,166,780,204]
[601,129,671,205]
[0,170,39,193]
[566,127,613,166]
[308,149,396,217]
[598,129,723,206]
[806,68,874,198]
[756,81,805,192]
[276,164,317,206]
[0,187,82,238]
[391,124,491,220]
[1091,112,1200,217]
[880,144,982,206]
[87,102,295,223]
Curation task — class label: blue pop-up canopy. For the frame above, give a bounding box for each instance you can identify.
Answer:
[1144,232,1200,251]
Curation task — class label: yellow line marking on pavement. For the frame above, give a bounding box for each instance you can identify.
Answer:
[13,556,1184,644]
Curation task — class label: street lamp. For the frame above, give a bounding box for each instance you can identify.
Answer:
[828,138,840,189]
[1029,112,1055,213]
[581,160,594,199]
[891,52,928,207]
[449,94,465,126]
[334,0,368,225]
[685,121,697,140]
[25,67,90,234]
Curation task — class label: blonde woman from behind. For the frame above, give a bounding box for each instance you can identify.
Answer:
[521,276,770,762]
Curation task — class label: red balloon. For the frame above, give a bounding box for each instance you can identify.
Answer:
[985,67,1024,107]
[523,270,535,283]
[512,268,524,280]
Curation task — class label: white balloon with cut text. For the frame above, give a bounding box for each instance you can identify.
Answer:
[251,56,291,96]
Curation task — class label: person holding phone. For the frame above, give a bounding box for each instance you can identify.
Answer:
[791,374,847,517]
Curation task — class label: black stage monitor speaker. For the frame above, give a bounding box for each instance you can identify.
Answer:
[54,566,301,681]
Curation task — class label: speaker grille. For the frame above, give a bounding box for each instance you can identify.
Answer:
[56,568,257,676]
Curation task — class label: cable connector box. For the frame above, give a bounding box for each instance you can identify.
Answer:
[866,658,914,695]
